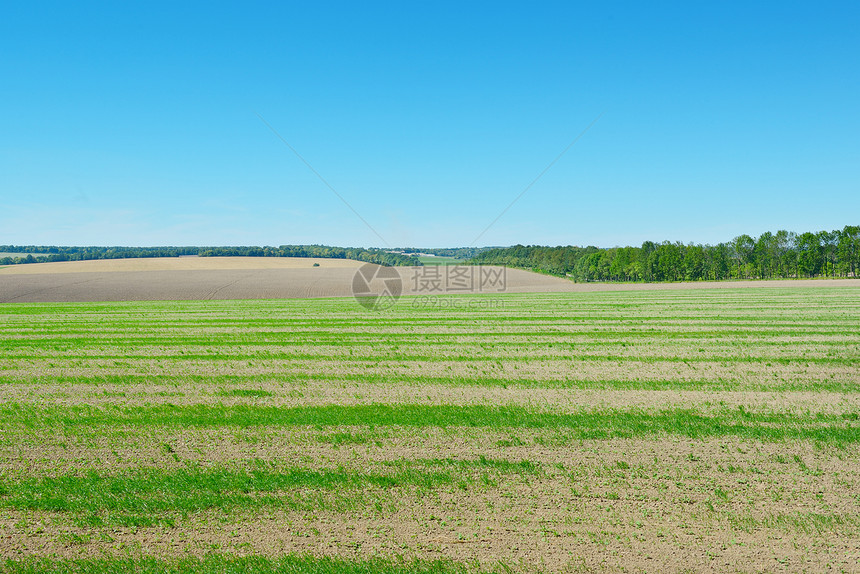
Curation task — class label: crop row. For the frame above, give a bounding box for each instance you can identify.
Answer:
[3,373,855,392]
[2,404,857,443]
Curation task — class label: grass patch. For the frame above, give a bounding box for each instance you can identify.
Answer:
[0,458,544,525]
[416,256,464,265]
[2,404,857,443]
[4,373,857,393]
[0,466,456,525]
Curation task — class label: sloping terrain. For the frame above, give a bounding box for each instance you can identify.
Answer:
[0,257,855,303]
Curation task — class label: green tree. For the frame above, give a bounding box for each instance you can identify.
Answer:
[837,226,860,277]
[817,230,837,277]
[732,235,755,279]
[796,232,820,277]
[683,244,705,281]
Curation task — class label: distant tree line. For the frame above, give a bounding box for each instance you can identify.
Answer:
[0,245,418,267]
[469,226,860,282]
[198,245,418,266]
[0,246,198,266]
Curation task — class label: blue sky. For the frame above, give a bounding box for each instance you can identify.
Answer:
[2,2,858,248]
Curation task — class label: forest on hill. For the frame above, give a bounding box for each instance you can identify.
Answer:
[469,226,860,282]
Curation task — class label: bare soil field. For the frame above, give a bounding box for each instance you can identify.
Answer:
[0,256,855,303]
[0,256,364,274]
[1,287,858,572]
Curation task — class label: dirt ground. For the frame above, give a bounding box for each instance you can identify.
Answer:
[0,257,856,303]
[0,256,365,274]
[2,432,858,572]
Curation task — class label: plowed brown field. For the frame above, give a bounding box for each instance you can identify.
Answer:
[1,256,855,303]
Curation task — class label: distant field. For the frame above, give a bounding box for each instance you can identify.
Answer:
[0,256,363,274]
[0,259,572,303]
[0,256,857,303]
[1,286,858,572]
[416,255,465,265]
[0,252,38,259]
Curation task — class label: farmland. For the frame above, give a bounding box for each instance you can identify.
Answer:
[1,257,856,304]
[0,258,575,303]
[1,285,859,572]
[416,256,466,266]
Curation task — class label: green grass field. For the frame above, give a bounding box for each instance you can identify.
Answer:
[415,255,465,265]
[1,287,859,572]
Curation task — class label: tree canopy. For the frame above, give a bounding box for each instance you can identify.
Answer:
[468,225,860,282]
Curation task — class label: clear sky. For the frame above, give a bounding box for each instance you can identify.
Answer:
[2,2,858,248]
